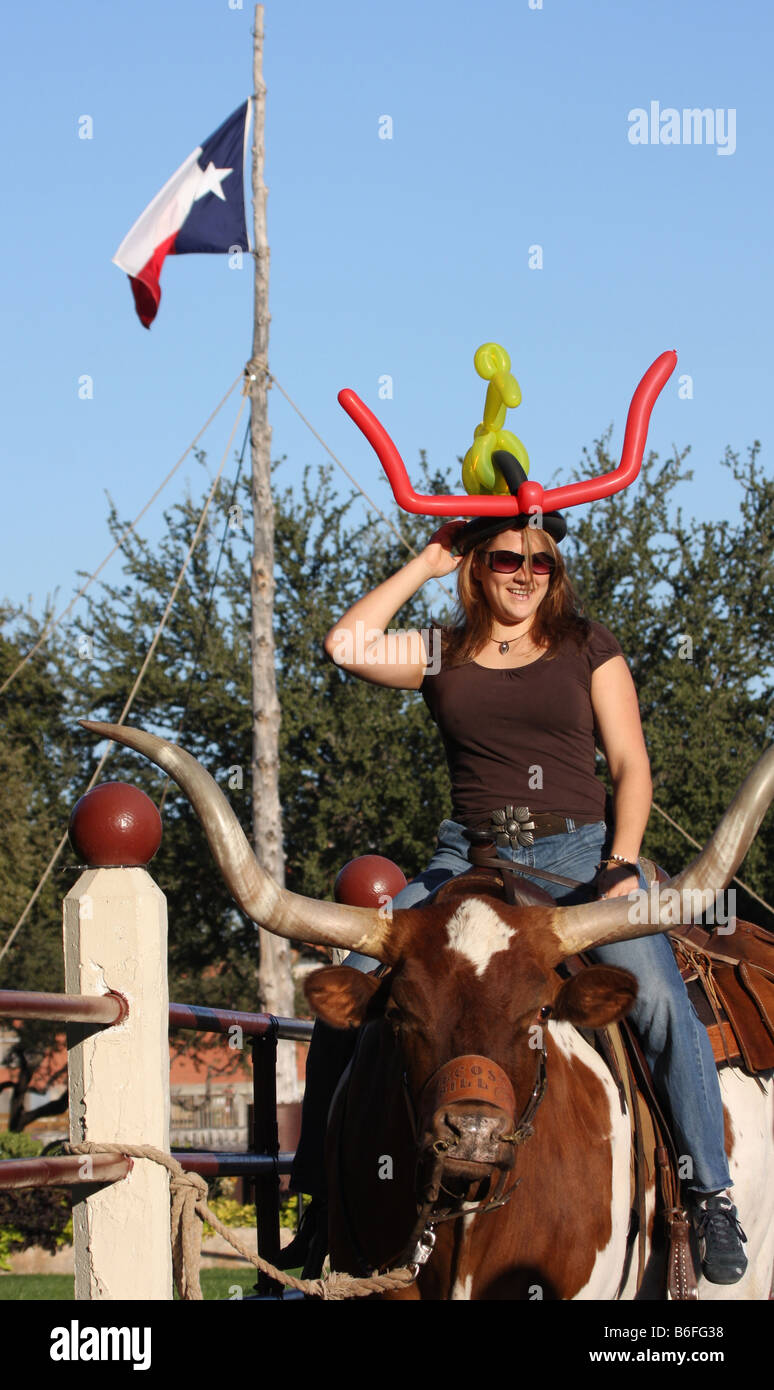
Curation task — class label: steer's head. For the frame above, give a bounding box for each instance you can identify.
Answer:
[303,889,638,1206]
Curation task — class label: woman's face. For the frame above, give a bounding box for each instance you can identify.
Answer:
[471,529,553,629]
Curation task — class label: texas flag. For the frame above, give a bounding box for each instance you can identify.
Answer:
[113,102,251,328]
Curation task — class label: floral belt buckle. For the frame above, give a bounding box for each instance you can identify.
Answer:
[489,805,536,849]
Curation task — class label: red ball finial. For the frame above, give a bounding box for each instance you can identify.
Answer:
[334,854,407,908]
[69,783,163,867]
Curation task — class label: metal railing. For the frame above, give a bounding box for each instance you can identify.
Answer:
[0,989,128,1026]
[0,989,313,1298]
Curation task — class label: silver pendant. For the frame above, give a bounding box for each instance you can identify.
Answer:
[499,641,510,654]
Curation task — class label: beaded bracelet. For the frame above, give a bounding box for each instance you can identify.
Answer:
[596,856,638,875]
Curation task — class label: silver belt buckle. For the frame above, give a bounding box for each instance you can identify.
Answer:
[489,805,536,849]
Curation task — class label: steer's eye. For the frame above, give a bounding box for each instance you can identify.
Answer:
[385,1003,417,1033]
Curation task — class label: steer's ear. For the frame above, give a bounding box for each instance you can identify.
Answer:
[553,966,637,1029]
[304,965,384,1029]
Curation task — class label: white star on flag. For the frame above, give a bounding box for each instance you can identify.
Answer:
[194,162,233,202]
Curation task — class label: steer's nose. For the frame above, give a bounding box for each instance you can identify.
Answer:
[430,1105,514,1166]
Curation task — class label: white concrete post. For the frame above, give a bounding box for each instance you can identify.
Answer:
[64,866,172,1300]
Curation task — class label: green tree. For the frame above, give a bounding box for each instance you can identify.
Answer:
[566,440,773,919]
[66,474,260,1012]
[57,456,455,996]
[273,460,454,899]
[0,608,84,1127]
[0,1132,70,1267]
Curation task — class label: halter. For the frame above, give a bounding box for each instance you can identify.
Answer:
[331,989,551,1284]
[381,1020,550,1280]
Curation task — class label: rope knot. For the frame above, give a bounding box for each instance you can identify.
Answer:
[63,1140,417,1300]
[244,357,271,392]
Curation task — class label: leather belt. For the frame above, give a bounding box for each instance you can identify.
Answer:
[465,805,601,849]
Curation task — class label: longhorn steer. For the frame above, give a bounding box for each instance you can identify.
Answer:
[81,722,774,1300]
[308,900,643,1300]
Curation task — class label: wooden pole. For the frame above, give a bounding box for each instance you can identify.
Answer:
[249,5,299,1104]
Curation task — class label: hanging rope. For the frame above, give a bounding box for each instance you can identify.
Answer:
[266,371,456,607]
[0,396,248,965]
[157,420,250,813]
[65,1141,417,1301]
[648,800,772,917]
[0,371,244,699]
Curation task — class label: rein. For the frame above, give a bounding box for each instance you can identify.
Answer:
[466,845,584,891]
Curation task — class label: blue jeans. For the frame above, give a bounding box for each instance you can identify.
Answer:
[345,817,731,1195]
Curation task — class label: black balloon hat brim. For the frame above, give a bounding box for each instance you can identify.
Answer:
[457,451,567,553]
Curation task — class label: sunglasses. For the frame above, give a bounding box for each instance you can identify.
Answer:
[482,549,556,576]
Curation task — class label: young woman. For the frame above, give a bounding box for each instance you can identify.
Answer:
[286,513,747,1286]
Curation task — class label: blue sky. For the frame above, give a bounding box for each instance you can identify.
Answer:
[2,0,771,622]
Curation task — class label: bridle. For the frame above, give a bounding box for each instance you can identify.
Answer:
[399,1028,548,1276]
[348,1015,549,1281]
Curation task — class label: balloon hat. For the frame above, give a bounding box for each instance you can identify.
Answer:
[338,345,677,526]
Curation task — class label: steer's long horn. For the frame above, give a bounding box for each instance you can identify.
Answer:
[79,722,393,961]
[550,745,774,960]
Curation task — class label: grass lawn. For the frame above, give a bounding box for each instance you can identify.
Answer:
[0,1269,300,1300]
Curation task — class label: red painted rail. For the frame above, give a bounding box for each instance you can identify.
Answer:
[0,989,128,1026]
[0,1154,132,1191]
[173,1151,296,1177]
[169,1002,313,1041]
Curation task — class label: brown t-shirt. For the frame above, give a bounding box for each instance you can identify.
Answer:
[420,621,623,823]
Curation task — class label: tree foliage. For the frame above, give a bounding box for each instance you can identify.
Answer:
[0,611,84,1126]
[273,461,453,898]
[0,1131,70,1266]
[565,438,773,916]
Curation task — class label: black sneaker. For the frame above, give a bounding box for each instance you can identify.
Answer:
[277,1198,328,1277]
[693,1194,748,1285]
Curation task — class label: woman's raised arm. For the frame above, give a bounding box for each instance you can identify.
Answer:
[322,521,464,689]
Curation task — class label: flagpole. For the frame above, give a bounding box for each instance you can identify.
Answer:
[249,6,297,1100]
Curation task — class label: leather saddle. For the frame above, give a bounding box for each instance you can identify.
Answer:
[633,857,774,1074]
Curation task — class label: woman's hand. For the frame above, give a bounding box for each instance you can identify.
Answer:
[596,866,640,901]
[420,520,467,578]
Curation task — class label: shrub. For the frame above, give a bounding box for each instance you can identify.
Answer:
[0,1130,71,1268]
[0,1130,42,1159]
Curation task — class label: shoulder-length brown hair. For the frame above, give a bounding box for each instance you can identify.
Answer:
[440,526,590,668]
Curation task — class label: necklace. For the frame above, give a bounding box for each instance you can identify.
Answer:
[490,632,531,656]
